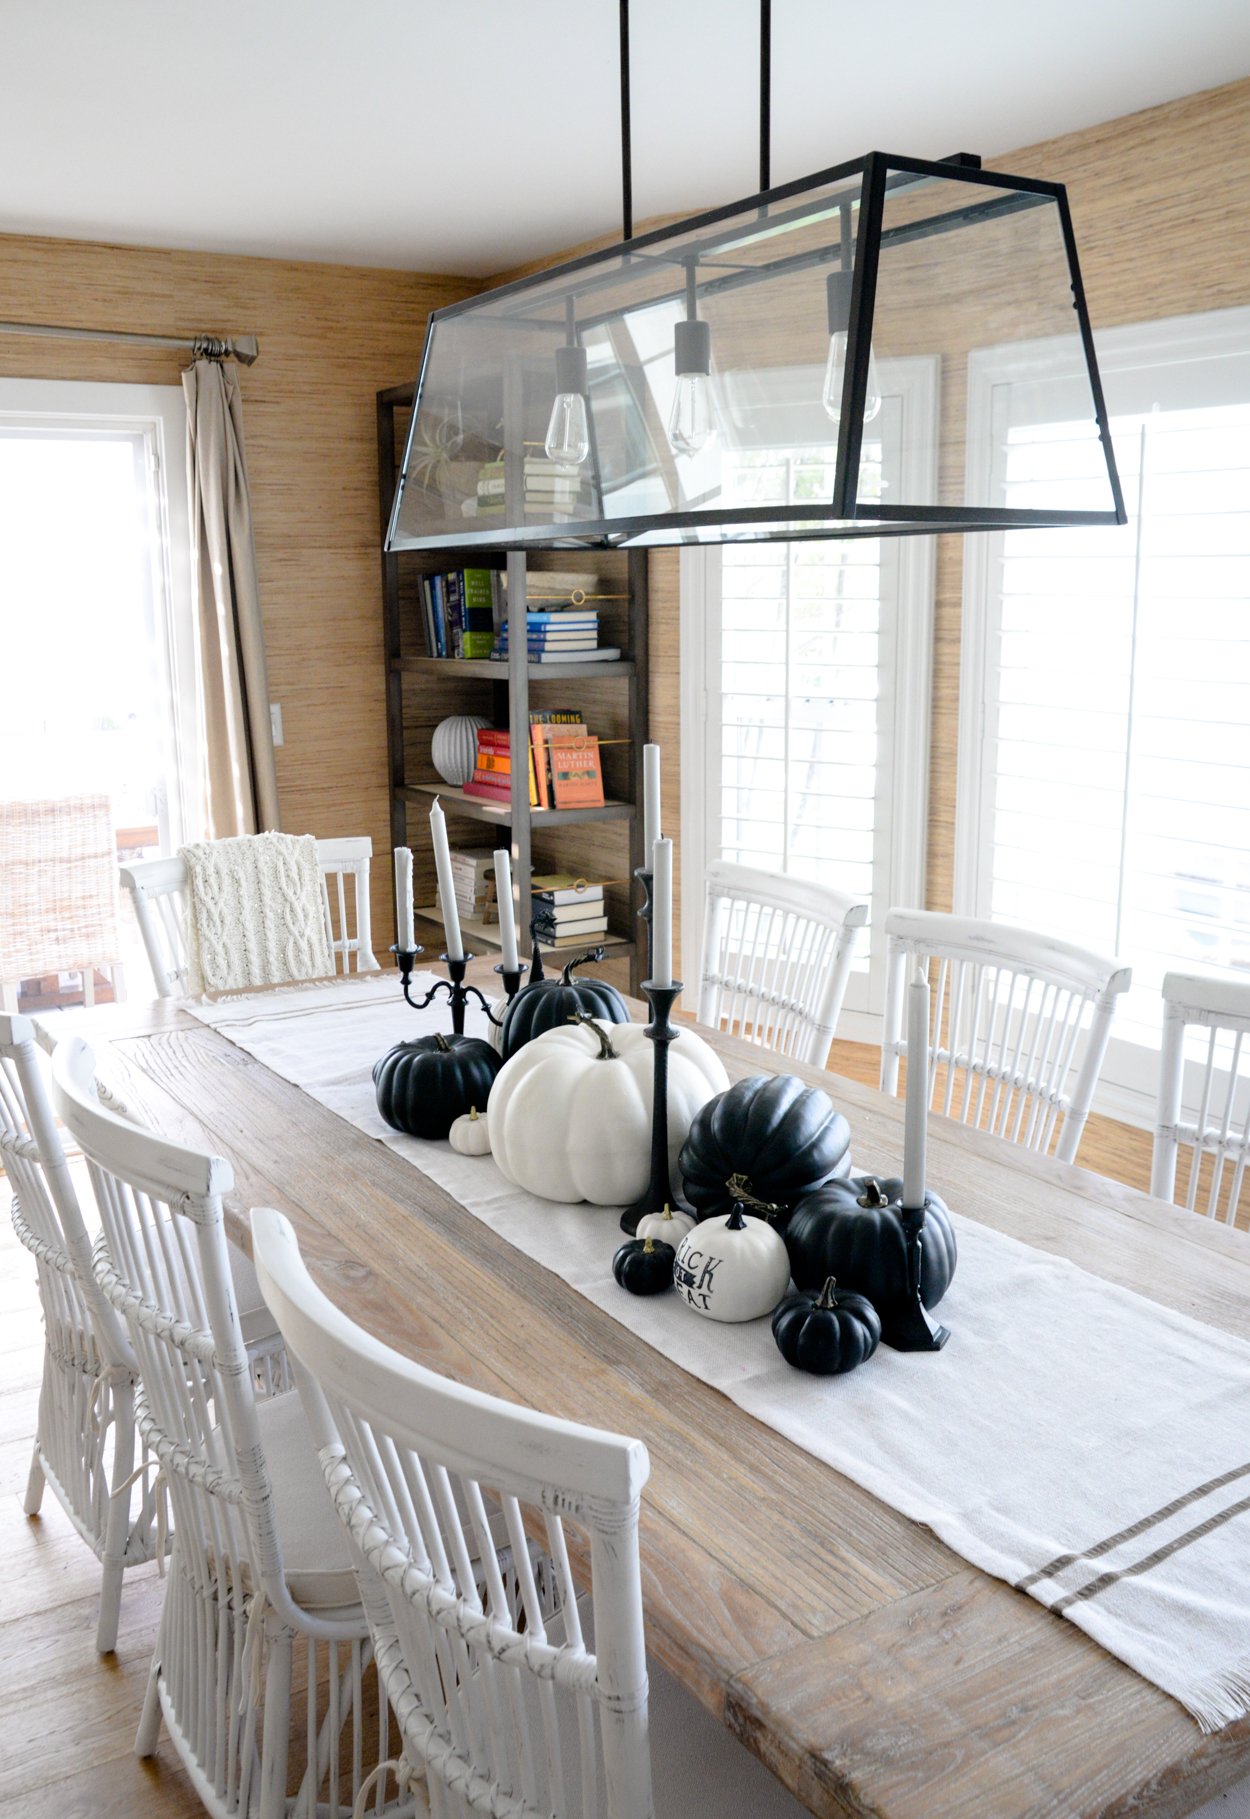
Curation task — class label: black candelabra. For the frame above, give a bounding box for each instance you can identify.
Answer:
[880,1196,950,1352]
[620,978,687,1235]
[634,867,654,987]
[391,945,522,1036]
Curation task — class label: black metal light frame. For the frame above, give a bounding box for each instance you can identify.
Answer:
[387,146,1124,554]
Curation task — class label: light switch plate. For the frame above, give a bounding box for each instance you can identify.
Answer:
[270,702,284,746]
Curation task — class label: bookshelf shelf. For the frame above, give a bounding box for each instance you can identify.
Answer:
[378,380,648,995]
[400,783,634,829]
[416,904,636,958]
[395,656,637,683]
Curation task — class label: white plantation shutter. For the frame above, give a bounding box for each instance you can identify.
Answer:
[959,308,1250,1117]
[683,359,937,1029]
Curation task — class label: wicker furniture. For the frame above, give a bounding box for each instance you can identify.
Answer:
[0,795,126,1013]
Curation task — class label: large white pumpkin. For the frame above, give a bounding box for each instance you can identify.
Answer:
[488,1016,729,1205]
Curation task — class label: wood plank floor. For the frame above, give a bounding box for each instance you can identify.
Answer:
[0,1183,204,1818]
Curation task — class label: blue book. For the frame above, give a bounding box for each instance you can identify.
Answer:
[432,575,447,658]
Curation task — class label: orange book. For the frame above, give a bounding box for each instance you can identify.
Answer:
[548,733,604,809]
[531,722,550,809]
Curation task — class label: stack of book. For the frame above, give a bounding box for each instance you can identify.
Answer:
[421,567,500,659]
[493,610,615,666]
[531,874,610,949]
[524,457,584,522]
[436,848,497,923]
[462,728,539,807]
[474,460,505,520]
[529,720,606,810]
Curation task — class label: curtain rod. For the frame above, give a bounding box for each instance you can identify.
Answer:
[0,319,259,364]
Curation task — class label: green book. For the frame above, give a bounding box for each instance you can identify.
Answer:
[461,631,496,660]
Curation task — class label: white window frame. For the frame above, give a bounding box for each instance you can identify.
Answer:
[955,304,1250,1126]
[681,355,938,1042]
[0,377,199,849]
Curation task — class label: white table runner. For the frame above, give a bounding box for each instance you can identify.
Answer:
[185,975,1250,1731]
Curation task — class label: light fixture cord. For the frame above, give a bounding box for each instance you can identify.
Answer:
[619,0,632,240]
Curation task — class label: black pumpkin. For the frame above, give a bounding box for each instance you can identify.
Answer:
[499,948,629,1061]
[373,1032,501,1141]
[784,1176,957,1318]
[678,1074,851,1229]
[772,1277,881,1375]
[612,1236,676,1296]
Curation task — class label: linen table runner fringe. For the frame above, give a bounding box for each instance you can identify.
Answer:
[186,977,1250,1733]
[179,833,332,994]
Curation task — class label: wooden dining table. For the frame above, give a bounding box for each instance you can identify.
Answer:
[75,968,1250,1819]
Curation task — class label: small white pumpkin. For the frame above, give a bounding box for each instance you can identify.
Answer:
[635,1204,696,1246]
[448,1105,492,1156]
[673,1207,791,1322]
[488,1015,729,1205]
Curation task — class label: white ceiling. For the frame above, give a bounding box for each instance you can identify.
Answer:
[3,0,1249,277]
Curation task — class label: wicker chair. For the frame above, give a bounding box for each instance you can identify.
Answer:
[0,794,126,1013]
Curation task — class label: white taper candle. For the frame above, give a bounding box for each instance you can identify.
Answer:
[652,837,673,989]
[643,743,661,861]
[393,846,415,952]
[429,798,463,960]
[902,961,929,1210]
[493,847,518,973]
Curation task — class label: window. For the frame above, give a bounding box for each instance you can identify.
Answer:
[681,358,937,1035]
[957,308,1250,1119]
[0,378,197,1000]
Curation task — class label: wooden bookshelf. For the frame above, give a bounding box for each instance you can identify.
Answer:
[378,382,649,994]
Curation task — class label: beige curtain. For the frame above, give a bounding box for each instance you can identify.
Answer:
[183,358,281,838]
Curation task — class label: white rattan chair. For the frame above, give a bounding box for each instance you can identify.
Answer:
[1,1011,156,1652]
[0,793,127,1012]
[1151,971,1250,1225]
[121,834,380,997]
[50,1035,403,1819]
[696,861,869,1066]
[880,910,1132,1166]
[251,1205,808,1819]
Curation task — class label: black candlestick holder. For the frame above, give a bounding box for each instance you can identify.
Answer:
[620,979,692,1235]
[880,1197,950,1351]
[390,946,513,1037]
[634,867,654,988]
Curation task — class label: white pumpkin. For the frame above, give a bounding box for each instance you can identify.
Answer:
[448,1106,492,1155]
[635,1204,696,1246]
[487,1016,729,1205]
[673,1208,791,1322]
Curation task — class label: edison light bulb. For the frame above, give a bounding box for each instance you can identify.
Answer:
[669,317,716,458]
[544,343,590,467]
[821,332,883,426]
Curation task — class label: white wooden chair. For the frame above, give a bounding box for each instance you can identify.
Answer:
[697,861,870,1066]
[251,1205,808,1819]
[121,834,381,997]
[1151,971,1250,1225]
[50,1036,403,1819]
[881,909,1132,1166]
[1,1011,157,1652]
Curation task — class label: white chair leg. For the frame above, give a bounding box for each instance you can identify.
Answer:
[259,1630,293,1819]
[82,968,95,1009]
[135,1656,163,1757]
[111,961,128,1004]
[96,1398,137,1652]
[23,1444,45,1515]
[0,980,18,1013]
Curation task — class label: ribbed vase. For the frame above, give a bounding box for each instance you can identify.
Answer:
[432,714,490,787]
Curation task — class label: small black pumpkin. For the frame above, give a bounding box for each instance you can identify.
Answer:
[772,1277,881,1375]
[678,1074,851,1229]
[612,1236,676,1296]
[784,1176,957,1318]
[499,944,629,1061]
[373,1032,501,1141]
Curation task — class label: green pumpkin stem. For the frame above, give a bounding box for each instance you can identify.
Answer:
[858,1178,889,1209]
[725,1172,784,1220]
[816,1277,839,1310]
[569,1011,619,1060]
[642,1237,655,1254]
[433,1033,452,1053]
[559,948,607,984]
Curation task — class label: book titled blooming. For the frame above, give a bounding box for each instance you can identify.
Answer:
[547,734,605,809]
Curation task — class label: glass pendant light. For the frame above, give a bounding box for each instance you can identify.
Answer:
[668,264,716,457]
[544,299,590,466]
[822,207,882,427]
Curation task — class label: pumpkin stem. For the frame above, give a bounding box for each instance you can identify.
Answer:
[642,1237,655,1254]
[858,1178,889,1209]
[570,1011,619,1060]
[725,1172,783,1220]
[727,1202,749,1230]
[433,1033,453,1053]
[816,1277,839,1310]
[469,1106,478,1121]
[559,949,607,984]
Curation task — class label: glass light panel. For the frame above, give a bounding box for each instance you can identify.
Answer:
[386,154,1121,551]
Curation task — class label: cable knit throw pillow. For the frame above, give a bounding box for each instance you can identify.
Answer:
[180,833,334,995]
